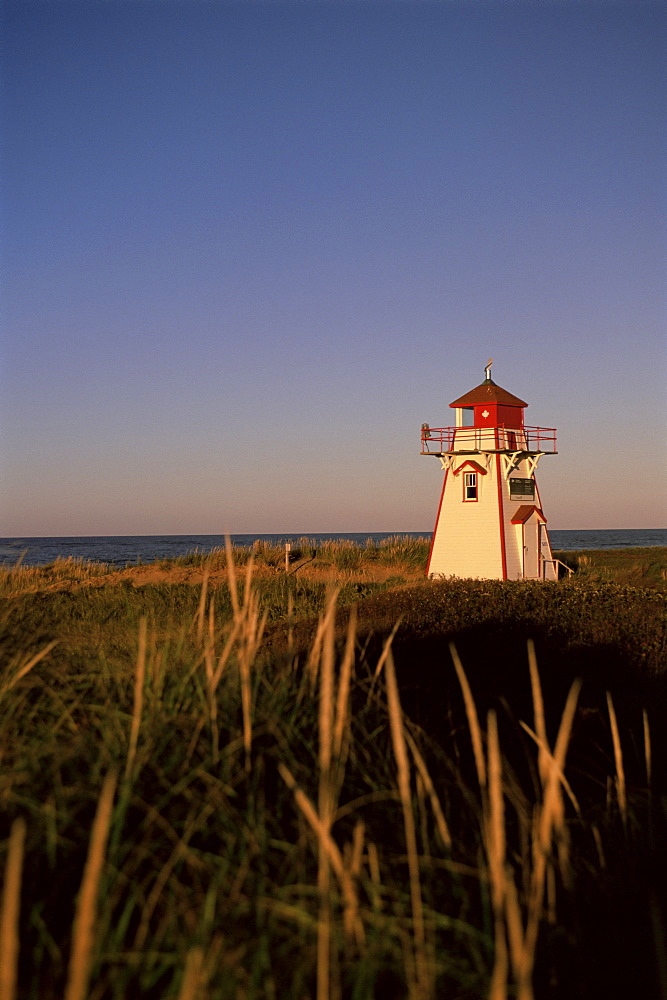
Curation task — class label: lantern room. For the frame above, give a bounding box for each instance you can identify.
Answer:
[449,359,526,431]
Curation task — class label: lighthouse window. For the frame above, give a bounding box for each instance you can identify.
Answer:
[461,407,474,427]
[464,472,478,501]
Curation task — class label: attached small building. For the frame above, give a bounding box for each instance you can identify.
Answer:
[421,364,558,580]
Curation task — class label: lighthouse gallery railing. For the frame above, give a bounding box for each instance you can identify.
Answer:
[420,425,557,454]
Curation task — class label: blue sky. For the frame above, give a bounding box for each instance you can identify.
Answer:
[1,0,665,535]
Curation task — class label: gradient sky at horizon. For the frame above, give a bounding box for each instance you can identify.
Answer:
[1,0,665,536]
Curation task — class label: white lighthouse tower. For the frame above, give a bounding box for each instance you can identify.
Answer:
[421,362,559,580]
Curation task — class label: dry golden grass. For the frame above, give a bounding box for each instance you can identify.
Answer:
[643,708,652,787]
[65,771,117,1000]
[385,648,431,1000]
[0,537,431,599]
[606,691,627,828]
[125,617,147,782]
[177,946,206,1000]
[1,542,664,999]
[450,638,583,1000]
[0,818,26,1000]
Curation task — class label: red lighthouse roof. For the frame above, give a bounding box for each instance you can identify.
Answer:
[449,378,528,409]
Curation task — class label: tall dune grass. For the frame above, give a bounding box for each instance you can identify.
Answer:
[0,548,665,997]
[0,556,112,597]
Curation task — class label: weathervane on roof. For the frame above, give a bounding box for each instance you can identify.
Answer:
[484,358,493,382]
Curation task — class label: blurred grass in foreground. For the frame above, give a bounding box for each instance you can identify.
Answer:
[0,544,665,998]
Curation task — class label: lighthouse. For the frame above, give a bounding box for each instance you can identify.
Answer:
[421,361,558,580]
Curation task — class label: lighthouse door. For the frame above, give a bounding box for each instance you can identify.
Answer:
[523,519,542,580]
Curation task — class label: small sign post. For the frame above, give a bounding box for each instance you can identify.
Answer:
[285,542,291,574]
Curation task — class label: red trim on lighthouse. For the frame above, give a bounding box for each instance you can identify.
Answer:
[426,468,448,577]
[495,454,508,580]
[511,505,547,524]
[452,459,488,477]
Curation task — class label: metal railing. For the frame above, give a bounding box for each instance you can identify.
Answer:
[420,425,557,454]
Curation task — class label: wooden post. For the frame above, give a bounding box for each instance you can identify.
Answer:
[285,542,291,574]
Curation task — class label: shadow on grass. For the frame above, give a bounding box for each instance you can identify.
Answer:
[353,619,667,1000]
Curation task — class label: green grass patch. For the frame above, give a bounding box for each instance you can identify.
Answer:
[0,550,665,998]
[554,546,667,590]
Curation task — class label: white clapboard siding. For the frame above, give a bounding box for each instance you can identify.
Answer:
[429,457,504,579]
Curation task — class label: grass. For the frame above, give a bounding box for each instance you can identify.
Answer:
[0,543,665,998]
[553,546,667,590]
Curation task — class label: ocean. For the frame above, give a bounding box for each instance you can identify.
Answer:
[0,529,665,568]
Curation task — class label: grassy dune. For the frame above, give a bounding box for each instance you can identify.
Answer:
[0,541,665,999]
